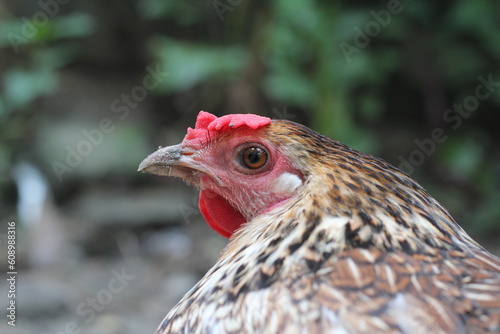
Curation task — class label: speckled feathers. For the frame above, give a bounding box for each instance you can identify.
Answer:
[144,113,500,334]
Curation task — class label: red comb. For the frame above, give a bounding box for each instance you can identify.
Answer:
[183,111,271,143]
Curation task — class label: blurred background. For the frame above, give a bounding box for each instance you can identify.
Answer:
[0,0,499,333]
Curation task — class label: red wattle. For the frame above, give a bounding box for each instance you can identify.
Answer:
[198,190,246,238]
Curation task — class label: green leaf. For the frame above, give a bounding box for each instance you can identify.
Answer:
[441,135,486,178]
[149,37,248,92]
[52,13,95,39]
[3,68,58,108]
[137,0,200,25]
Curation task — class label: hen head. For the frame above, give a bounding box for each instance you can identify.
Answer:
[139,111,307,238]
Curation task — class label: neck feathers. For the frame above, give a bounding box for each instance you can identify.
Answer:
[236,120,476,257]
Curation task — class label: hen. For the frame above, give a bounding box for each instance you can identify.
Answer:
[139,111,500,334]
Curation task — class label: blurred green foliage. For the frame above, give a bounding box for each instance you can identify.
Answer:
[0,0,499,239]
[150,37,248,92]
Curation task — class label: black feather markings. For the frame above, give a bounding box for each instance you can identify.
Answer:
[305,258,323,272]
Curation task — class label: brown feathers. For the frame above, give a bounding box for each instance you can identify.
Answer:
[140,112,500,334]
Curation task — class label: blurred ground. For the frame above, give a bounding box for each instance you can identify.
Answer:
[0,1,499,333]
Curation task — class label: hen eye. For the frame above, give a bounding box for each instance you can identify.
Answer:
[240,147,268,169]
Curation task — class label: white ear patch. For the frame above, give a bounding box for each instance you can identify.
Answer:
[272,172,303,194]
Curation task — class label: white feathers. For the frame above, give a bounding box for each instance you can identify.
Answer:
[347,258,365,288]
[272,172,302,195]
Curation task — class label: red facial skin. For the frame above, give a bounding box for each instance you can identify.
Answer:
[180,111,302,238]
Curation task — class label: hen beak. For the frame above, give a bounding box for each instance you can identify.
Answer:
[138,144,182,175]
[138,144,201,180]
[139,143,227,188]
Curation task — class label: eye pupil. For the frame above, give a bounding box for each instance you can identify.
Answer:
[246,149,261,164]
[242,147,268,169]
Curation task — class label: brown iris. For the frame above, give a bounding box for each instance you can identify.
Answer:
[241,147,268,169]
